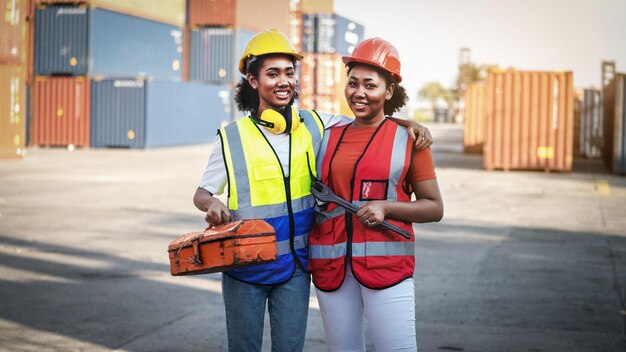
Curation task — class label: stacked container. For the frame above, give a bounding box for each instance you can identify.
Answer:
[31,1,186,148]
[483,69,574,172]
[297,6,364,116]
[603,73,626,174]
[29,0,235,149]
[1,0,28,158]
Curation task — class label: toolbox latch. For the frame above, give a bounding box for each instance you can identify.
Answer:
[191,238,203,265]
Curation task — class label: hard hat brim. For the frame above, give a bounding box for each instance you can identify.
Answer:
[239,52,304,75]
[342,56,403,83]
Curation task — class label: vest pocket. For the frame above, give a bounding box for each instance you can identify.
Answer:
[253,164,281,181]
[363,223,408,270]
[309,219,342,271]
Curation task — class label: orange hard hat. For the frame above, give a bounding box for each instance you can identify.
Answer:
[342,37,402,82]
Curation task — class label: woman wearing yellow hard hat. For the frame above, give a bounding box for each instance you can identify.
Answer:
[309,37,444,351]
[193,29,432,351]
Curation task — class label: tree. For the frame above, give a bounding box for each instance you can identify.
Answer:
[418,82,450,117]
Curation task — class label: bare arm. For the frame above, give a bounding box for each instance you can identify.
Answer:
[355,178,443,225]
[388,117,433,150]
[193,187,231,227]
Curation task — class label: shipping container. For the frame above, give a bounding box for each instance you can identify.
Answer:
[603,73,626,174]
[236,0,289,34]
[302,13,364,56]
[298,53,351,116]
[299,53,346,96]
[484,69,574,172]
[31,76,91,147]
[0,0,28,65]
[34,4,88,75]
[574,88,603,158]
[35,5,183,79]
[187,0,235,27]
[91,78,230,148]
[37,0,185,26]
[188,27,255,83]
[187,0,289,35]
[0,65,25,158]
[300,0,333,14]
[463,82,486,153]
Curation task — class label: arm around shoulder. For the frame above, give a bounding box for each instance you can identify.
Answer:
[388,117,433,149]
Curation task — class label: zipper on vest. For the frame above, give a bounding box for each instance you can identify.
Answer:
[346,177,355,262]
[284,176,304,270]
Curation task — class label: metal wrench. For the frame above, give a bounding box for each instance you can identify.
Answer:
[310,181,412,239]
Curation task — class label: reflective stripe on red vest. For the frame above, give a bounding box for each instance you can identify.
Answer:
[309,119,415,291]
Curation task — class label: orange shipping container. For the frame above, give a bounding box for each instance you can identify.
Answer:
[463,82,486,153]
[0,65,25,158]
[0,0,28,65]
[484,69,574,172]
[31,76,90,148]
[187,0,290,35]
[187,0,235,27]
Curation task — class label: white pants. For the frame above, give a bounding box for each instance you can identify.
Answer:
[316,268,417,352]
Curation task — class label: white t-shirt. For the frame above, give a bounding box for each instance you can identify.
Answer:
[199,112,352,195]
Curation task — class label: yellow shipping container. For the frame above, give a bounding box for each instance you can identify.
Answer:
[300,0,333,14]
[38,0,185,26]
[0,65,25,159]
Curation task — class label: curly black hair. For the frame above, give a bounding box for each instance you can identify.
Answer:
[346,63,408,116]
[234,54,298,114]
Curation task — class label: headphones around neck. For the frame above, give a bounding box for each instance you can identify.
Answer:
[252,105,302,134]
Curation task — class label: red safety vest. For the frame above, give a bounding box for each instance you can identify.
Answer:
[309,119,415,291]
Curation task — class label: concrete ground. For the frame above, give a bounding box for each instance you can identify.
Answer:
[0,123,625,352]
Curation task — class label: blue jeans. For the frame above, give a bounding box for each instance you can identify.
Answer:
[222,266,311,352]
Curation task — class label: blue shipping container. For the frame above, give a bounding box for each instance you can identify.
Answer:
[35,5,183,80]
[301,14,364,56]
[34,5,88,75]
[91,79,230,148]
[188,27,255,83]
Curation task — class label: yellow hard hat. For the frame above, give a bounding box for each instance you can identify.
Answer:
[238,29,303,74]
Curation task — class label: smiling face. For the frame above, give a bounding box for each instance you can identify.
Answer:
[345,64,395,126]
[247,55,296,114]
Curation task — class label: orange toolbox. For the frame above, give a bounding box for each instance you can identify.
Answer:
[168,220,277,276]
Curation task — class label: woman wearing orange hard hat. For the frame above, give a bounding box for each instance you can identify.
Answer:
[309,37,444,351]
[193,30,433,351]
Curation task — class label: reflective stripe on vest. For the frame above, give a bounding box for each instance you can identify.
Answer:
[387,127,410,201]
[310,241,415,259]
[277,232,308,256]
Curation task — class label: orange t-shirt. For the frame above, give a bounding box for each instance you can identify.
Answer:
[326,125,436,201]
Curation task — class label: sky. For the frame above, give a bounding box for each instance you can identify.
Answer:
[333,0,626,108]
